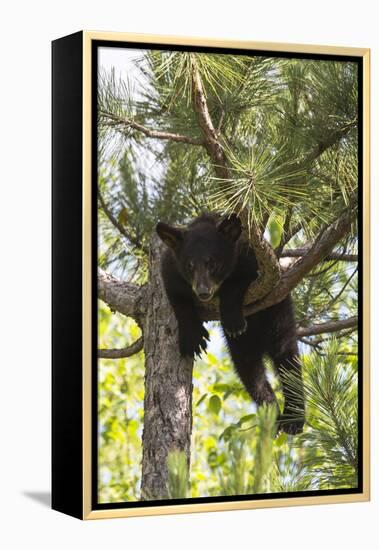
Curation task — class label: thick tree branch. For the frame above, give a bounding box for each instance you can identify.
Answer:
[99,110,203,146]
[242,224,282,303]
[242,209,354,316]
[281,248,357,262]
[98,268,146,325]
[297,316,358,337]
[280,210,353,285]
[98,336,144,359]
[200,210,353,321]
[141,235,194,499]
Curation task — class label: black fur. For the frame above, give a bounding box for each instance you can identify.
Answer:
[156,213,304,435]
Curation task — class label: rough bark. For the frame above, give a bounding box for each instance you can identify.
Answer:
[98,268,146,325]
[240,217,281,304]
[140,235,194,500]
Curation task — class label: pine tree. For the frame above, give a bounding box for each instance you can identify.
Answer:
[97,49,358,499]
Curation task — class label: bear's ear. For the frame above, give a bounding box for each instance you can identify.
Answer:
[216,214,241,242]
[156,222,184,250]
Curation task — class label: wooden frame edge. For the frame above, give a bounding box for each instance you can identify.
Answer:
[83,30,93,520]
[83,30,369,57]
[84,493,369,520]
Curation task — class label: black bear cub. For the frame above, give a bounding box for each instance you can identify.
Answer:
[156,213,304,435]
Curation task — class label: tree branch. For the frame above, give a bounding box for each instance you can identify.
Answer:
[98,336,144,359]
[242,208,354,317]
[281,248,357,262]
[98,188,148,253]
[199,209,354,320]
[281,210,353,282]
[190,56,230,181]
[99,110,203,146]
[242,224,282,303]
[297,316,358,337]
[98,268,146,325]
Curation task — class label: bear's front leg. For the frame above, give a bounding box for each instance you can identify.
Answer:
[170,298,209,358]
[219,279,251,338]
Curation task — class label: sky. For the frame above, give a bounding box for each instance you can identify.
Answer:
[99,46,143,84]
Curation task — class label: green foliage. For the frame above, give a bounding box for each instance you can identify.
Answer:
[296,339,359,488]
[98,304,144,502]
[208,394,222,416]
[99,315,358,501]
[267,214,284,248]
[167,450,189,499]
[217,404,277,496]
[98,52,358,268]
[207,58,358,231]
[208,141,309,230]
[252,405,278,493]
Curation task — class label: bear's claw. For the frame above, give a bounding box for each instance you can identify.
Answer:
[277,413,305,435]
[179,325,210,358]
[224,318,247,339]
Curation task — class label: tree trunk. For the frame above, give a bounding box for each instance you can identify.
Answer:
[140,235,194,500]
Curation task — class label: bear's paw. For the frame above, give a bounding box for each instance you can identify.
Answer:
[179,324,210,358]
[222,317,248,339]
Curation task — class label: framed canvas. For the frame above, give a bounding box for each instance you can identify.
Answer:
[52,31,370,520]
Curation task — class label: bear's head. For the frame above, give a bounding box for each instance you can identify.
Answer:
[156,214,242,302]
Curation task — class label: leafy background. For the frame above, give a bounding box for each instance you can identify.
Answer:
[99,308,358,502]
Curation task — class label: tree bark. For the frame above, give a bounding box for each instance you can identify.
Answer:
[140,235,194,500]
[98,268,146,324]
[297,316,358,337]
[98,336,144,359]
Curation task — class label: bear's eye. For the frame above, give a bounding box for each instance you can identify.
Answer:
[186,259,194,272]
[207,257,216,270]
